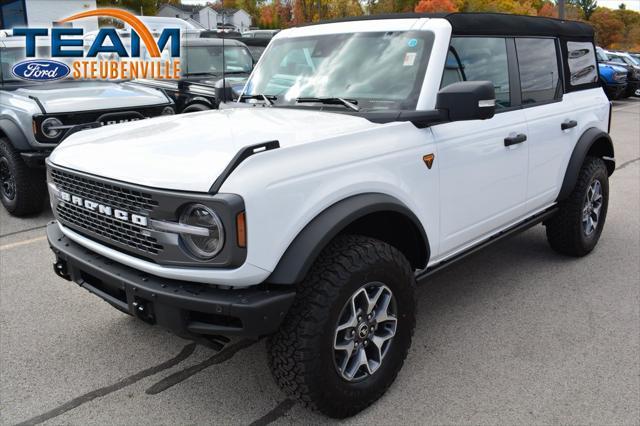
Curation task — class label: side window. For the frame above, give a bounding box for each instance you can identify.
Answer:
[566,41,598,86]
[515,38,561,105]
[444,37,511,109]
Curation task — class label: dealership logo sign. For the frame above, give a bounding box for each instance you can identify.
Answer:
[12,59,71,81]
[12,8,181,81]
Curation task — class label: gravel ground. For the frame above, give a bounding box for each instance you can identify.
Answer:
[1,98,638,425]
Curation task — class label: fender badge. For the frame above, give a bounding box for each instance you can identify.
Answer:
[423,154,435,169]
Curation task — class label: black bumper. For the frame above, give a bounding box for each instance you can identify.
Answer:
[604,83,627,99]
[47,223,295,343]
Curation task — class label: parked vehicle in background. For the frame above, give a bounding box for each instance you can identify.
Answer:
[0,36,175,216]
[596,47,639,98]
[46,13,614,418]
[597,62,628,99]
[126,16,204,39]
[200,31,271,62]
[241,29,280,39]
[133,38,254,113]
[603,50,640,97]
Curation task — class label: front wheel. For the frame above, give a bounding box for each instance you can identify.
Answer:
[545,156,609,256]
[268,235,416,418]
[0,138,46,216]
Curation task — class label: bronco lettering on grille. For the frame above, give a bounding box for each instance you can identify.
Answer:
[59,190,148,227]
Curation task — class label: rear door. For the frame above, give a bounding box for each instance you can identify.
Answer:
[431,37,530,256]
[515,37,579,210]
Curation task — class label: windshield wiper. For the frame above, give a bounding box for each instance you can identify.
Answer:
[296,97,359,112]
[239,94,277,105]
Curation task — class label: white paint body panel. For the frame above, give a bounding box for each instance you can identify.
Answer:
[47,19,611,287]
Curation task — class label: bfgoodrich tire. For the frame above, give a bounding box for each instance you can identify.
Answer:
[268,235,416,418]
[0,138,46,216]
[545,156,609,256]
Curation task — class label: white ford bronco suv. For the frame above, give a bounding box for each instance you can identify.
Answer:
[46,13,614,417]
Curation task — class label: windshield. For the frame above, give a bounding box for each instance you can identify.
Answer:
[183,45,253,75]
[1,46,52,84]
[243,31,434,111]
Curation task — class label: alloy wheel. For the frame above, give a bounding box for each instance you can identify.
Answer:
[582,179,603,236]
[0,156,16,200]
[333,282,397,382]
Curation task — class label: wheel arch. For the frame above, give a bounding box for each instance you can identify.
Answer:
[0,118,31,151]
[557,127,614,202]
[267,193,430,285]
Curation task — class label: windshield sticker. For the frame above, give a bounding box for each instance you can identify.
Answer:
[403,52,417,67]
[407,39,418,48]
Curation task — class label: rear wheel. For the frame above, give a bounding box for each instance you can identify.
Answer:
[268,235,416,418]
[0,138,46,216]
[545,156,609,256]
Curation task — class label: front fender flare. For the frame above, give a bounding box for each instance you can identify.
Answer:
[0,118,31,151]
[267,193,430,285]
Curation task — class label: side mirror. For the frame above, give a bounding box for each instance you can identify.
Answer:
[436,81,496,122]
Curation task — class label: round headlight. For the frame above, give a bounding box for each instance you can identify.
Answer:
[179,204,224,259]
[161,106,175,116]
[41,117,63,139]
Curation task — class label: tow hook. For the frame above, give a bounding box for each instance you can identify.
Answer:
[132,298,155,324]
[53,260,71,281]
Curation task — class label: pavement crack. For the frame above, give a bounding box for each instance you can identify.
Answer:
[249,399,296,426]
[616,157,640,171]
[0,224,47,239]
[145,339,256,395]
[15,343,197,426]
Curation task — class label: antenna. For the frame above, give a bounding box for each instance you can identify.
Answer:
[221,10,227,103]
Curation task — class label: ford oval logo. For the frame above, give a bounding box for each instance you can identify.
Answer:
[12,59,70,82]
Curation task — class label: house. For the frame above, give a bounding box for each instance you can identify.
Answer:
[0,0,98,32]
[157,4,252,32]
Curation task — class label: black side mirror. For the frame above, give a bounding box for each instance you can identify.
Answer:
[436,81,496,122]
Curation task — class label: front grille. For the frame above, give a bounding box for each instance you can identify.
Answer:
[50,168,164,256]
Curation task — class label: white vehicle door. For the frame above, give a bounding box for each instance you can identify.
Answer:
[430,37,529,256]
[515,37,580,211]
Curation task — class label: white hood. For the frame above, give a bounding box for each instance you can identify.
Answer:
[15,82,169,113]
[49,107,379,192]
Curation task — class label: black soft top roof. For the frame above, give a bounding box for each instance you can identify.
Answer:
[309,12,594,40]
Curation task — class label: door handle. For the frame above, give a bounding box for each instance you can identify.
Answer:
[561,120,578,130]
[504,133,527,147]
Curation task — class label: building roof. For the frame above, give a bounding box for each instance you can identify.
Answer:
[309,12,594,40]
[159,3,201,13]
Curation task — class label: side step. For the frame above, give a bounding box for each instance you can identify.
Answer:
[416,207,558,283]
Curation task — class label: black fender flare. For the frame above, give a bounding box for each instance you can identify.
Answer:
[0,118,31,151]
[268,193,430,285]
[557,127,614,202]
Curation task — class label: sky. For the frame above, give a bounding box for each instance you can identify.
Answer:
[181,0,640,12]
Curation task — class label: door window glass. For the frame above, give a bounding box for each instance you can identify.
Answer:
[444,37,511,109]
[516,38,561,104]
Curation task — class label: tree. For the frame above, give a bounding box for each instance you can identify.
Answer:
[618,3,626,9]
[415,0,458,12]
[568,0,598,20]
[589,7,624,47]
[537,1,557,16]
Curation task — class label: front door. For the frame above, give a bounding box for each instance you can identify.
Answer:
[431,36,530,257]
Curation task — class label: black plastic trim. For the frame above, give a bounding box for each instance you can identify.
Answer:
[557,127,614,201]
[209,141,279,193]
[268,193,430,285]
[47,222,295,340]
[417,206,558,282]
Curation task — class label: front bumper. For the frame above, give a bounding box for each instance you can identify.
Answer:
[47,222,295,343]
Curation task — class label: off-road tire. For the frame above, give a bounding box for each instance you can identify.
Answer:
[267,235,416,418]
[545,156,609,256]
[182,103,210,114]
[0,138,46,216]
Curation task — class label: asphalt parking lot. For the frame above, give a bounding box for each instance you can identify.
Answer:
[1,98,639,425]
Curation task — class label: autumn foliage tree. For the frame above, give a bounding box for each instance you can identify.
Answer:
[414,0,458,13]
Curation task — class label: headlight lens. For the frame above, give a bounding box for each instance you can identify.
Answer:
[41,117,63,139]
[162,106,175,115]
[179,204,224,259]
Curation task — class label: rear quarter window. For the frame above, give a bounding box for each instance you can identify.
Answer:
[515,38,562,105]
[566,41,599,86]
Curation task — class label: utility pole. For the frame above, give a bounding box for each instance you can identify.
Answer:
[317,0,321,21]
[558,0,565,19]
